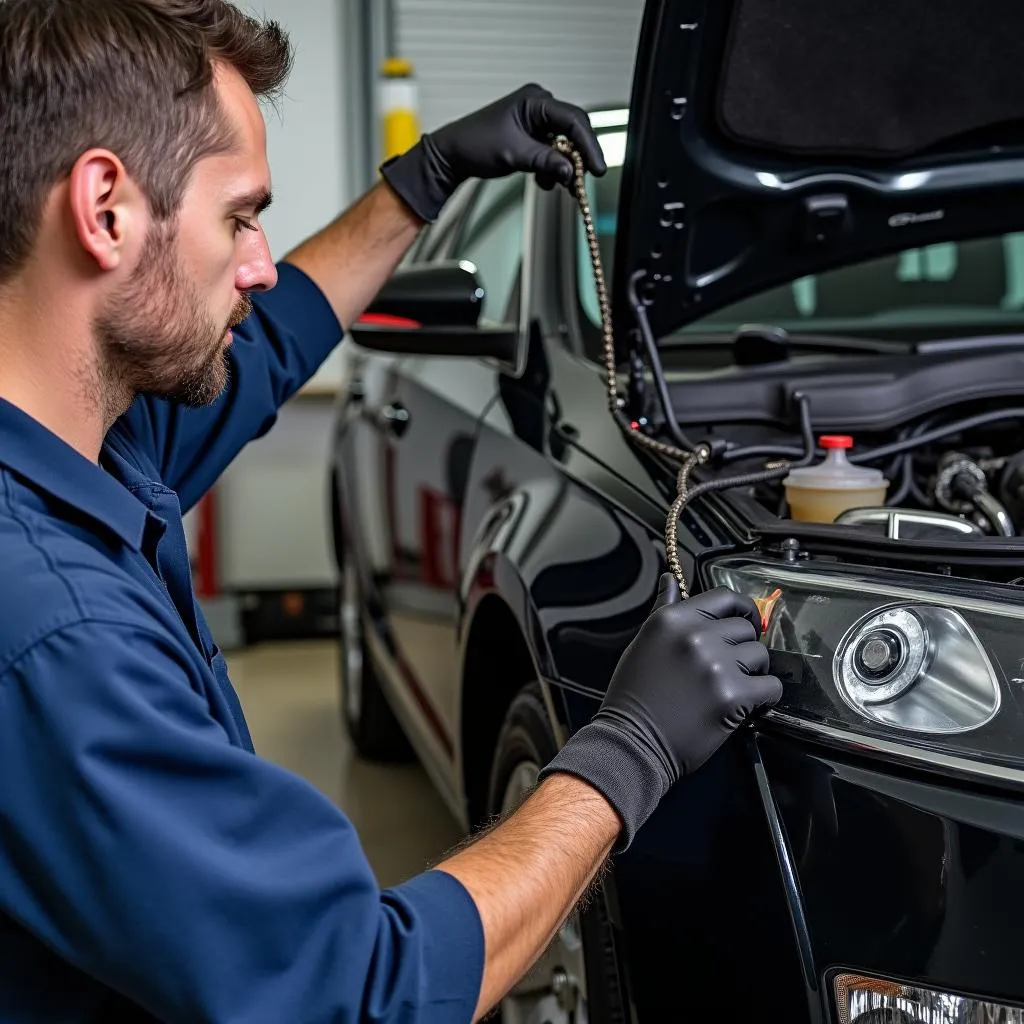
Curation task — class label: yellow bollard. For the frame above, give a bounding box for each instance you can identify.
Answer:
[379,57,420,163]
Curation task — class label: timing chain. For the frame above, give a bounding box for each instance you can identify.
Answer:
[554,136,709,597]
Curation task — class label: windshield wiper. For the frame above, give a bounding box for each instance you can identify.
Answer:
[729,324,908,365]
[663,323,1024,362]
[657,323,908,362]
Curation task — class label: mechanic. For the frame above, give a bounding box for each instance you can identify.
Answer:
[0,2,782,1021]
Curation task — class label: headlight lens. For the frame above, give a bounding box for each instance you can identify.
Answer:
[835,604,1000,733]
[834,972,1024,1023]
[707,556,1024,768]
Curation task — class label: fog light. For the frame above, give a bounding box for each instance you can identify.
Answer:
[834,973,1024,1024]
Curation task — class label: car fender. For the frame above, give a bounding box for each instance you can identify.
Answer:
[454,482,642,988]
[457,485,566,753]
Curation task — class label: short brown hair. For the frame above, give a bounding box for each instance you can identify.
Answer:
[0,0,293,282]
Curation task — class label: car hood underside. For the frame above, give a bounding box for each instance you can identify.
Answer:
[614,0,1024,348]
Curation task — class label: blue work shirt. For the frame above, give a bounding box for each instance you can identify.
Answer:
[0,264,484,1023]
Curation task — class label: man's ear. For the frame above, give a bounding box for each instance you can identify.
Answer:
[67,149,140,272]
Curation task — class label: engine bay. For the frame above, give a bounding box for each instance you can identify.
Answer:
[684,359,1024,542]
[611,254,1024,555]
[759,413,1024,539]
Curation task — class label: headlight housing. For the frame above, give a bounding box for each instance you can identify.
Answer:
[833,972,1024,1023]
[707,555,1024,771]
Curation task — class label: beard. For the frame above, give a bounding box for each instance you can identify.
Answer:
[94,221,253,412]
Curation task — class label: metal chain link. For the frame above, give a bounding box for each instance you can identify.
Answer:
[554,136,707,596]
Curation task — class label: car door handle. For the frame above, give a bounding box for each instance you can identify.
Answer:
[378,401,411,438]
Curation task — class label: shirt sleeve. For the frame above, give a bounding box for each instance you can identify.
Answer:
[0,619,484,1024]
[119,262,343,514]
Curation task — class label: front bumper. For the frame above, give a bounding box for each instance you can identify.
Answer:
[612,732,1024,1022]
[761,731,1024,1020]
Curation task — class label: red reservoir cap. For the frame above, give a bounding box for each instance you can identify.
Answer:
[819,435,853,450]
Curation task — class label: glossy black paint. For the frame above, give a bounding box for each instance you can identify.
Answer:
[330,135,1024,1020]
[760,734,1024,1011]
[363,260,486,328]
[351,320,519,362]
[351,261,522,363]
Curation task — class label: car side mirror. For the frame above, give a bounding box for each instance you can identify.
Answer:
[350,260,519,364]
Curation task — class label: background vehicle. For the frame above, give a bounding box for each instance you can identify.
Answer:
[331,2,1024,1019]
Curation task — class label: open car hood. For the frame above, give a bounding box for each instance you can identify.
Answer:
[613,0,1024,345]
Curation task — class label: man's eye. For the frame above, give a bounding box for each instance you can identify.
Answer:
[233,217,258,235]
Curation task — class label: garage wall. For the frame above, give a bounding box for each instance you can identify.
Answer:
[395,0,643,132]
[212,0,353,593]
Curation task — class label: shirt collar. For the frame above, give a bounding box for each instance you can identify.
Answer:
[0,398,150,551]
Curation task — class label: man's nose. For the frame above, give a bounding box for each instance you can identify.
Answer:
[237,230,278,293]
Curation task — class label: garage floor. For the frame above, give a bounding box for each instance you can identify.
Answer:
[226,640,463,890]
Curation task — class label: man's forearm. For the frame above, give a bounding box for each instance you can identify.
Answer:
[282,181,422,332]
[436,773,621,1021]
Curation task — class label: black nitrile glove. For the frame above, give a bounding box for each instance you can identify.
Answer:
[539,575,783,851]
[380,83,607,223]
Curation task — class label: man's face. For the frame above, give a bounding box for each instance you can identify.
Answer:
[95,64,277,408]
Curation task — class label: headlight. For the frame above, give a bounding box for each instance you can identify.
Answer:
[707,555,1024,770]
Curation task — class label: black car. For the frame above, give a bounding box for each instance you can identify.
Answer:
[330,2,1024,1020]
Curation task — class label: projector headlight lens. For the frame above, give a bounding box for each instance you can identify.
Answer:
[836,604,1000,733]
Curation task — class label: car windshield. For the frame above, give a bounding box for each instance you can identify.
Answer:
[578,120,1024,344]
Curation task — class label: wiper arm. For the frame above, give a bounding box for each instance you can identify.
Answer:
[666,324,1024,362]
[729,324,906,365]
[916,333,1024,354]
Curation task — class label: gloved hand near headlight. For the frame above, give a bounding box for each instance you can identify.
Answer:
[380,83,607,223]
[539,575,783,851]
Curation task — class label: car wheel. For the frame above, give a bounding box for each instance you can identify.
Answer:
[338,561,413,763]
[488,684,626,1024]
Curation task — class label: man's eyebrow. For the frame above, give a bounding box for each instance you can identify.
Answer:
[227,187,273,214]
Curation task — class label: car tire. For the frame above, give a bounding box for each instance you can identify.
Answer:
[488,684,627,1024]
[338,561,414,763]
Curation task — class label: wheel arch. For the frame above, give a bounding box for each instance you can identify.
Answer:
[457,553,566,831]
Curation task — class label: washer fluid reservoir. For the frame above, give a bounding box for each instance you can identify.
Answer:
[784,435,888,523]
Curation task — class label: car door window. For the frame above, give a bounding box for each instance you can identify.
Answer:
[452,176,526,324]
[399,181,476,267]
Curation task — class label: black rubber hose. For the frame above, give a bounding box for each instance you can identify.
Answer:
[885,417,935,506]
[794,392,817,467]
[886,454,914,505]
[680,463,792,508]
[723,405,1024,475]
[911,478,931,506]
[718,393,816,466]
[628,271,699,453]
[719,443,804,463]
[849,408,1024,464]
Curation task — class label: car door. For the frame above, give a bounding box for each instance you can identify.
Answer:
[372,175,528,797]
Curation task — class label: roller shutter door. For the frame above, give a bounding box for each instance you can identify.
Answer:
[395,0,643,131]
